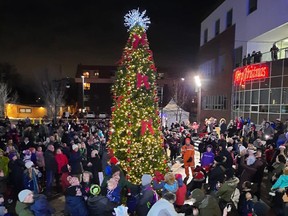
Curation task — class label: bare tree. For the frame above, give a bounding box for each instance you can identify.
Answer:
[0,83,18,118]
[40,79,66,122]
[169,81,190,123]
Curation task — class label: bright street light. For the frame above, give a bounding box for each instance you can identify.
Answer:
[194,75,201,87]
[194,75,202,123]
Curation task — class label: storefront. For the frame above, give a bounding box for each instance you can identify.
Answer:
[232,59,288,125]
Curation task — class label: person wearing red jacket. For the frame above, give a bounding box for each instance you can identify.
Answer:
[175,174,187,209]
[55,148,68,192]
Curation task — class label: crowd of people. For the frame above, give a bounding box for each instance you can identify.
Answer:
[0,116,287,215]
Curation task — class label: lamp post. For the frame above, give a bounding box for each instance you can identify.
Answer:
[81,75,85,112]
[194,75,202,124]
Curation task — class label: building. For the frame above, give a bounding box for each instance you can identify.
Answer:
[198,0,288,124]
[74,64,195,118]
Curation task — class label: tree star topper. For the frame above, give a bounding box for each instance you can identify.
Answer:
[124,9,151,32]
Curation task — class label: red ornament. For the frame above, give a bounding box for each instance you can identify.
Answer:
[108,131,113,136]
[127,91,131,95]
[128,114,131,118]
[127,82,131,86]
[126,175,130,180]
[127,158,131,162]
[128,122,132,127]
[111,106,116,112]
[127,140,131,145]
[127,167,131,172]
[127,99,131,103]
[127,149,131,153]
[164,160,167,164]
[128,131,132,136]
[141,119,155,136]
[154,97,159,102]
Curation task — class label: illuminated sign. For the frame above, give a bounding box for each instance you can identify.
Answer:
[234,63,269,85]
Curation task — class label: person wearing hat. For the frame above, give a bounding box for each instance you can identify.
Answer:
[44,144,57,196]
[200,145,215,172]
[135,174,158,216]
[181,137,195,181]
[15,189,34,216]
[190,188,221,216]
[23,161,41,194]
[208,156,226,191]
[69,143,83,177]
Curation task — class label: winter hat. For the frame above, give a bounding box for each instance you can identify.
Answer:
[18,189,32,202]
[225,168,234,179]
[25,160,34,169]
[105,166,112,176]
[110,156,119,165]
[239,145,246,153]
[279,145,286,150]
[214,156,223,163]
[227,146,233,152]
[90,184,101,196]
[8,152,17,160]
[111,165,120,175]
[193,171,205,182]
[175,174,184,186]
[190,188,205,203]
[72,144,78,150]
[141,174,152,186]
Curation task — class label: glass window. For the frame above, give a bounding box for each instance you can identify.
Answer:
[244,106,250,112]
[269,114,280,122]
[252,81,259,89]
[215,19,220,36]
[248,0,257,14]
[281,105,288,113]
[204,29,208,43]
[270,89,281,104]
[251,90,259,104]
[259,105,268,112]
[269,105,280,113]
[283,76,288,87]
[251,113,258,124]
[260,90,269,104]
[260,78,270,89]
[239,92,244,104]
[226,9,233,28]
[84,83,91,90]
[259,114,268,125]
[283,88,288,104]
[271,77,282,88]
[251,105,258,112]
[271,61,283,76]
[245,91,251,104]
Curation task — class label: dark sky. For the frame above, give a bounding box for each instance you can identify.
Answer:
[0,0,224,84]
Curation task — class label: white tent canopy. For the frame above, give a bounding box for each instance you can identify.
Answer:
[161,99,190,128]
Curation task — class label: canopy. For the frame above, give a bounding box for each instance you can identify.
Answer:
[161,99,189,128]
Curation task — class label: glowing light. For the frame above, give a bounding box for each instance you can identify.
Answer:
[124,9,151,32]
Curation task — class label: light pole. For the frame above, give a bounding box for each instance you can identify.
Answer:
[194,75,202,124]
[81,75,85,112]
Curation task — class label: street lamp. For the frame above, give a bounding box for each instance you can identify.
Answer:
[81,75,85,112]
[194,75,202,123]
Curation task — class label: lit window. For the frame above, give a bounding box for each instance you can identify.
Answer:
[94,70,99,77]
[83,71,90,78]
[19,108,32,113]
[84,83,90,90]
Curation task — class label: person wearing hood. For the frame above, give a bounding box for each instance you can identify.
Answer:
[153,172,179,196]
[136,174,158,216]
[200,145,214,172]
[218,141,233,170]
[15,189,34,216]
[190,188,221,216]
[175,174,186,209]
[216,168,240,211]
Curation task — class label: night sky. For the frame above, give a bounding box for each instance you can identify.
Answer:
[0,0,224,85]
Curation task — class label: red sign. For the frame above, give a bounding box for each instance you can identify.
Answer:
[234,63,269,85]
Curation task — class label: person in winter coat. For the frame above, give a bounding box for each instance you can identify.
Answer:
[55,148,68,192]
[181,138,195,181]
[216,168,239,211]
[86,150,102,185]
[175,174,186,209]
[200,145,214,171]
[69,144,83,176]
[272,166,288,191]
[23,161,41,194]
[15,189,34,216]
[153,172,179,196]
[136,174,158,216]
[30,194,55,216]
[0,151,9,177]
[65,176,88,216]
[44,144,57,196]
[190,188,221,216]
[8,152,25,198]
[147,192,182,216]
[208,156,226,191]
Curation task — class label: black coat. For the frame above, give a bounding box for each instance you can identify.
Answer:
[8,159,25,190]
[208,164,226,190]
[44,150,57,173]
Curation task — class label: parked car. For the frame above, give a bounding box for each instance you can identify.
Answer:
[85,111,96,119]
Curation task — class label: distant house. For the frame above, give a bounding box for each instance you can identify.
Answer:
[6,103,47,119]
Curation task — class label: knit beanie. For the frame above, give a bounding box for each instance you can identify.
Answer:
[141,174,152,186]
[190,188,205,203]
[18,189,32,202]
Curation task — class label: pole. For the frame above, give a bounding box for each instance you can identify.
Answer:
[197,87,202,124]
[81,76,85,112]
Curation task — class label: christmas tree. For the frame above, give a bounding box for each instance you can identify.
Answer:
[108,9,168,184]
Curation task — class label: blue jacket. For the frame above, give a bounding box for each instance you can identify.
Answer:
[272,174,288,190]
[65,195,88,216]
[201,152,215,167]
[30,194,55,216]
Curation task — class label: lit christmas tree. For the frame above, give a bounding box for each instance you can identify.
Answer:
[108,9,168,184]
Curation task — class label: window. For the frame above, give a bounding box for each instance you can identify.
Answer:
[19,108,32,113]
[83,95,90,102]
[94,70,99,77]
[215,19,220,36]
[199,59,215,77]
[204,29,208,44]
[202,95,227,110]
[226,9,233,28]
[83,71,90,78]
[84,83,90,90]
[248,0,257,14]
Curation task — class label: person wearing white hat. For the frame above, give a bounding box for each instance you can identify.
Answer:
[15,189,34,216]
[23,161,41,194]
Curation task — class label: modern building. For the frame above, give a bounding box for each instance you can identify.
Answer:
[198,0,288,124]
